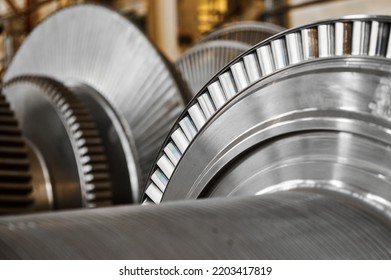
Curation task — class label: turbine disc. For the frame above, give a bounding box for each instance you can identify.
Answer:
[143,16,391,208]
[4,76,112,209]
[4,4,186,194]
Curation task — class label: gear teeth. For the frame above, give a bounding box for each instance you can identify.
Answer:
[143,16,391,204]
[5,76,113,207]
[0,91,34,214]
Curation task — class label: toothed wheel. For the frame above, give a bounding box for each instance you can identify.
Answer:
[4,4,187,199]
[4,76,112,209]
[143,16,391,207]
[0,91,34,214]
[201,21,285,46]
[175,40,251,96]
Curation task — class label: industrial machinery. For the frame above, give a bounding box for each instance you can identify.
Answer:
[144,16,391,206]
[175,40,250,96]
[175,21,284,97]
[1,4,187,211]
[0,87,52,214]
[1,6,391,259]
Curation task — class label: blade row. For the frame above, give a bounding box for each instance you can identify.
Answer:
[144,17,391,204]
[175,40,250,95]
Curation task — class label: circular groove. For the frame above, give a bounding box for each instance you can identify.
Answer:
[175,40,251,96]
[4,76,112,208]
[4,4,186,194]
[201,21,285,46]
[143,15,391,204]
[0,90,34,214]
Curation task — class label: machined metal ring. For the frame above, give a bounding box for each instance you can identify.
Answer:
[143,16,391,209]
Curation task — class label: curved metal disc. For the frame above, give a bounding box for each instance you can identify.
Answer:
[143,16,391,206]
[4,4,186,191]
[0,190,391,259]
[175,40,250,95]
[4,76,112,209]
[201,21,285,46]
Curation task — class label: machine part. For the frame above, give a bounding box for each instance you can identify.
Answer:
[201,21,285,46]
[66,83,137,206]
[175,40,250,96]
[4,4,187,196]
[4,76,112,209]
[0,91,52,214]
[0,90,33,214]
[143,16,391,206]
[0,189,391,259]
[25,139,53,212]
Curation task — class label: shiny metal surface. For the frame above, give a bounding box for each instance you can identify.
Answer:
[1,190,391,259]
[26,140,53,211]
[4,4,186,193]
[163,59,391,204]
[4,76,112,209]
[143,16,391,206]
[0,91,34,214]
[201,21,285,46]
[67,83,137,205]
[175,40,250,96]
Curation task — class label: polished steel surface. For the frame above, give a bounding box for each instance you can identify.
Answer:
[25,140,53,211]
[3,76,112,209]
[175,40,250,95]
[164,60,391,205]
[4,4,186,193]
[201,21,285,46]
[143,16,391,206]
[68,83,137,205]
[0,189,391,259]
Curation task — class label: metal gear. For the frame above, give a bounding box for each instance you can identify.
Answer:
[0,90,34,214]
[4,76,112,209]
[143,16,391,207]
[4,4,187,198]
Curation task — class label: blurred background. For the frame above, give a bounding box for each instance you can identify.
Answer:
[1,0,391,77]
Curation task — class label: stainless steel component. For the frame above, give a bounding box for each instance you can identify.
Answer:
[201,21,285,46]
[352,21,370,55]
[175,40,250,96]
[66,83,137,205]
[4,4,186,195]
[4,76,111,209]
[143,16,391,209]
[286,32,303,63]
[0,91,34,214]
[0,91,52,214]
[243,53,261,82]
[257,44,275,75]
[318,24,334,57]
[230,61,250,90]
[25,140,53,211]
[1,190,391,259]
[197,93,216,119]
